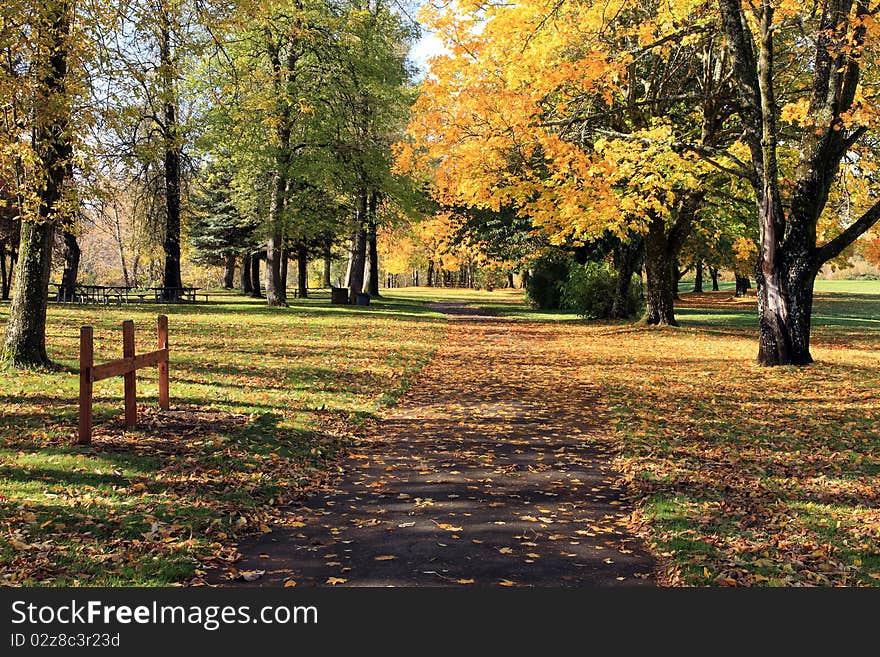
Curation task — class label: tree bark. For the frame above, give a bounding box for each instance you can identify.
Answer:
[265,169,287,306]
[250,253,263,298]
[642,197,697,326]
[223,252,235,289]
[3,0,71,367]
[60,230,80,300]
[322,244,332,288]
[693,260,704,293]
[348,190,367,303]
[506,272,514,289]
[366,196,380,297]
[159,12,182,300]
[240,252,253,294]
[1,242,8,301]
[709,266,719,291]
[426,260,434,287]
[297,244,308,299]
[644,221,678,326]
[735,273,750,296]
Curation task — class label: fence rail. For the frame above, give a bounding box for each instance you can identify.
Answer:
[78,315,170,444]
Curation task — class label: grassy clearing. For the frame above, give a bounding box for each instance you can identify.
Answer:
[0,290,445,585]
[459,280,880,586]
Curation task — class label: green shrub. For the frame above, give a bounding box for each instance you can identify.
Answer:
[561,261,644,319]
[525,253,572,309]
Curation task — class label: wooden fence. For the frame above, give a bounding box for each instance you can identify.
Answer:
[78,315,170,444]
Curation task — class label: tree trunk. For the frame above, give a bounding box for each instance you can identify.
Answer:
[366,206,380,297]
[506,272,514,289]
[240,252,253,294]
[160,13,182,301]
[297,244,308,299]
[60,230,80,300]
[709,266,719,291]
[610,237,642,319]
[250,253,263,298]
[643,221,677,326]
[521,269,530,289]
[348,190,367,303]
[3,0,71,367]
[692,260,704,293]
[322,245,332,288]
[642,197,697,326]
[0,242,7,301]
[735,273,750,296]
[426,260,434,287]
[223,253,235,289]
[3,221,56,366]
[265,171,287,306]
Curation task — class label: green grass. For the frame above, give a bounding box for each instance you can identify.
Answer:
[0,289,445,585]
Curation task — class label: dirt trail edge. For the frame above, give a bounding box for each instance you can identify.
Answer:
[211,302,656,587]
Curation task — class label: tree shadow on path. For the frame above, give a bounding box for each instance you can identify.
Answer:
[211,303,656,587]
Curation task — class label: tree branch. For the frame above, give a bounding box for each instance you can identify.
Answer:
[815,198,880,263]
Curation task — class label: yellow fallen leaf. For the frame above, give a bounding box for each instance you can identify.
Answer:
[326,577,347,586]
[437,523,463,531]
[498,547,513,554]
[374,555,398,561]
[499,580,516,587]
[284,580,297,587]
[456,578,475,584]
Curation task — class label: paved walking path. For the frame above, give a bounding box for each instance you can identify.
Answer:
[214,303,655,586]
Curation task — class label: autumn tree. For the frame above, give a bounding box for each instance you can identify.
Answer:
[718,0,880,364]
[1,0,80,367]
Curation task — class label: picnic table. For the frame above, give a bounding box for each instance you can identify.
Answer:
[50,284,207,304]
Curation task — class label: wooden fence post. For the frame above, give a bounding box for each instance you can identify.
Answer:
[122,320,137,428]
[158,315,169,410]
[78,326,93,445]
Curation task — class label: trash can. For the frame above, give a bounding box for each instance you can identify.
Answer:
[331,286,349,304]
[355,292,371,306]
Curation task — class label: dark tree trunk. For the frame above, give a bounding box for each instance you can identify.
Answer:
[60,230,80,300]
[642,197,697,326]
[322,245,332,288]
[426,260,434,287]
[735,273,751,296]
[692,260,704,293]
[521,269,530,289]
[223,252,235,289]
[506,272,514,289]
[644,222,678,326]
[297,244,308,299]
[709,266,719,291]
[3,0,71,367]
[366,196,380,297]
[240,252,253,294]
[610,237,642,319]
[265,170,286,307]
[250,253,263,298]
[1,242,8,301]
[348,190,367,303]
[159,14,182,301]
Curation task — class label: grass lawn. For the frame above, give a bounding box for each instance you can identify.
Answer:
[2,280,878,587]
[456,280,880,586]
[0,290,445,585]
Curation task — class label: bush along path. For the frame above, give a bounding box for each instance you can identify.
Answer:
[213,303,655,587]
